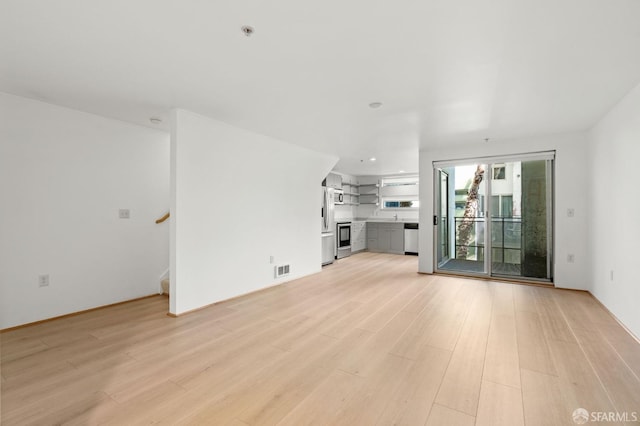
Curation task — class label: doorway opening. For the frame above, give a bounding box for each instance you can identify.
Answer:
[434,152,554,282]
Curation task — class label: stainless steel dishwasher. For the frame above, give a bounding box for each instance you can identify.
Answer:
[404,223,419,255]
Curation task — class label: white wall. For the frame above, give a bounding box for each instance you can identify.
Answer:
[588,83,640,338]
[418,132,590,290]
[170,109,337,315]
[0,93,170,329]
[335,203,358,222]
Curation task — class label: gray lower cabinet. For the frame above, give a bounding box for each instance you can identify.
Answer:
[367,223,378,251]
[366,222,404,254]
[390,227,404,253]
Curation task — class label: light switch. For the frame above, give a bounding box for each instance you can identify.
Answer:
[119,209,131,219]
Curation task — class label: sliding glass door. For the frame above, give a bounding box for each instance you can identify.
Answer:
[434,153,554,282]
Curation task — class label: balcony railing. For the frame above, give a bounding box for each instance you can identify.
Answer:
[453,216,522,264]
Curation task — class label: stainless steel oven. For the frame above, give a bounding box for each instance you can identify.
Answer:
[336,222,351,259]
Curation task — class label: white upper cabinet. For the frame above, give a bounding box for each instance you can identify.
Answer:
[324,173,342,190]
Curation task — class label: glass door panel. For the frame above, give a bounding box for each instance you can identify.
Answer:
[435,164,488,275]
[489,159,552,281]
[520,159,552,279]
[436,170,449,267]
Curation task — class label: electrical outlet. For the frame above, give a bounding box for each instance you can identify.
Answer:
[567,254,575,263]
[119,209,130,219]
[38,274,50,287]
[567,208,575,218]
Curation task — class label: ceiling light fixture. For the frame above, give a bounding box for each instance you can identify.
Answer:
[370,157,377,162]
[149,117,162,124]
[369,102,383,109]
[399,170,405,173]
[241,25,255,37]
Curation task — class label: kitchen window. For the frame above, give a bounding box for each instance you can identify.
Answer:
[382,199,420,209]
[380,175,419,209]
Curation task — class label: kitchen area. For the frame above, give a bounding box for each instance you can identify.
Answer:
[322,171,419,266]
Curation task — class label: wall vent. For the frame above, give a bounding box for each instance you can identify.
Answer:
[274,264,290,278]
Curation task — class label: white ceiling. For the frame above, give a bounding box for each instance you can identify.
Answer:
[2,0,639,175]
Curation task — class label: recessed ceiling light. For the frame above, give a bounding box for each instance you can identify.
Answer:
[241,25,255,37]
[399,170,405,173]
[369,102,383,109]
[370,157,377,162]
[149,117,162,124]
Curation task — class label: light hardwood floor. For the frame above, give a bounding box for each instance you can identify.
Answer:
[1,252,639,425]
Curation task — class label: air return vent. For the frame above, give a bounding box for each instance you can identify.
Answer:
[274,264,290,279]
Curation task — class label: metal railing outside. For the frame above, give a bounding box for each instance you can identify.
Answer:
[453,216,522,263]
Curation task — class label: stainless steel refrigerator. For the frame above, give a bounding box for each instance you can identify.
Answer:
[321,186,335,265]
